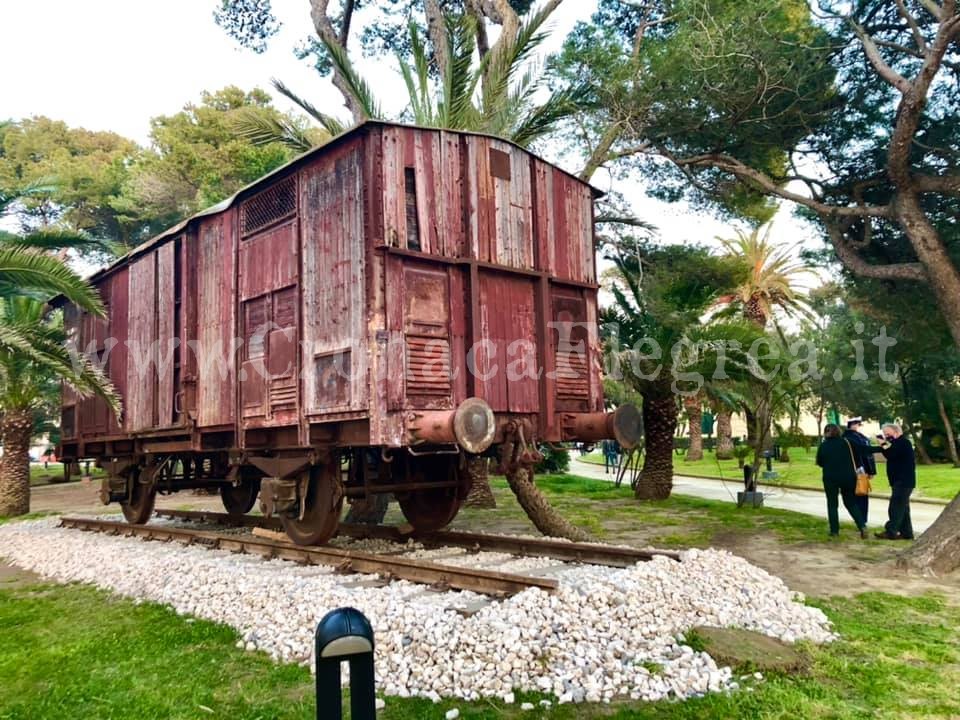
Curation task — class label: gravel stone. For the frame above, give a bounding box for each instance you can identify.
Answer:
[0,518,834,704]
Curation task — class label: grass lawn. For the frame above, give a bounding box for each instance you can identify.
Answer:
[29,462,105,487]
[581,449,960,501]
[1,473,957,718]
[472,475,845,547]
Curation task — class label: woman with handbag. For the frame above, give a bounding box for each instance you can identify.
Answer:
[815,424,868,538]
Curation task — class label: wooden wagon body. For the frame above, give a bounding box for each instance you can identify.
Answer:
[58,122,638,543]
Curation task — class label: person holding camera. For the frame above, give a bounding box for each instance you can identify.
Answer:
[843,417,877,524]
[874,423,916,540]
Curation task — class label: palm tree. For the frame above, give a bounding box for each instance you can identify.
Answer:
[0,186,119,517]
[683,393,704,462]
[717,224,813,327]
[0,296,119,516]
[718,224,813,469]
[233,8,587,152]
[604,239,760,500]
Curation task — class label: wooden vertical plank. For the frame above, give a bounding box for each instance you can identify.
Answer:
[382,126,402,247]
[107,268,129,434]
[156,241,176,426]
[125,252,157,432]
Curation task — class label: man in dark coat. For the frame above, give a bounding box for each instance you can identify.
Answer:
[874,423,916,540]
[843,417,877,524]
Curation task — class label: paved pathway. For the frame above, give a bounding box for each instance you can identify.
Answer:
[570,458,946,533]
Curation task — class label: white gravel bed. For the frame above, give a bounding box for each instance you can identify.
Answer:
[0,518,834,704]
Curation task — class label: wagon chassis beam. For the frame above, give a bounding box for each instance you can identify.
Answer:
[58,516,557,597]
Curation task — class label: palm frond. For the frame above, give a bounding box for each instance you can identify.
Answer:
[443,14,481,130]
[229,108,317,154]
[0,177,58,217]
[319,38,383,120]
[398,21,434,125]
[479,4,553,119]
[0,228,110,253]
[0,246,104,315]
[0,297,121,417]
[510,82,591,148]
[271,79,347,136]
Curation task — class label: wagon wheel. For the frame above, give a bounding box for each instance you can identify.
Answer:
[120,466,157,525]
[220,477,260,516]
[282,460,343,546]
[396,455,464,533]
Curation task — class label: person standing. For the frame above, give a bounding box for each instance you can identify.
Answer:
[601,438,617,474]
[874,423,916,540]
[815,424,867,538]
[843,417,877,524]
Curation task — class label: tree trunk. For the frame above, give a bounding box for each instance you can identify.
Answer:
[913,426,934,465]
[0,408,33,517]
[463,456,497,509]
[685,399,703,462]
[898,491,960,574]
[934,386,960,467]
[504,466,589,541]
[635,392,677,500]
[715,410,734,459]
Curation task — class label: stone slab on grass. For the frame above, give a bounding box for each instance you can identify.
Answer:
[691,626,809,673]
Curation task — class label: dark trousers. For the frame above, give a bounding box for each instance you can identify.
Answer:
[855,493,869,526]
[823,478,866,534]
[604,454,616,473]
[884,484,914,539]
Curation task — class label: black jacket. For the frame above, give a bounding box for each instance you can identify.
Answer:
[843,429,878,475]
[879,435,916,488]
[816,437,857,486]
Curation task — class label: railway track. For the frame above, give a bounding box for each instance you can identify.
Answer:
[153,508,681,566]
[58,515,557,598]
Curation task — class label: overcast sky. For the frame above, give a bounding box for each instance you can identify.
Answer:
[1,0,825,279]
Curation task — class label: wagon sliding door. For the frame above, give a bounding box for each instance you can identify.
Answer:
[124,243,182,432]
[238,176,301,428]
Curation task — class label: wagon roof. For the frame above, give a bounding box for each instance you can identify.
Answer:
[77,121,603,289]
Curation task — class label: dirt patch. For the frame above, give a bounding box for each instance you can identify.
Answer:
[0,560,39,588]
[722,534,960,602]
[28,481,228,516]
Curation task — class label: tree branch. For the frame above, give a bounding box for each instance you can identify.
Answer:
[847,16,913,93]
[825,220,927,281]
[670,151,893,218]
[309,0,365,122]
[423,0,450,78]
[917,0,945,21]
[339,0,356,47]
[913,173,960,195]
[886,0,960,187]
[895,0,928,51]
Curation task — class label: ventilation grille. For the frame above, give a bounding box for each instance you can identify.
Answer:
[241,176,297,237]
[406,336,451,396]
[555,350,589,400]
[269,383,297,411]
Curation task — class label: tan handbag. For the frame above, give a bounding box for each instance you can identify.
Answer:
[845,439,872,496]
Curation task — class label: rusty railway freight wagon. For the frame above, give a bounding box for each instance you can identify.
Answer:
[58,121,640,545]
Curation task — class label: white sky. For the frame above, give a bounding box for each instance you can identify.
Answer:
[1,0,826,279]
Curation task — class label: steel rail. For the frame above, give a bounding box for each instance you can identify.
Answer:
[152,509,680,566]
[58,516,557,597]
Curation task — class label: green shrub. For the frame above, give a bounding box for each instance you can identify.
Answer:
[536,445,571,474]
